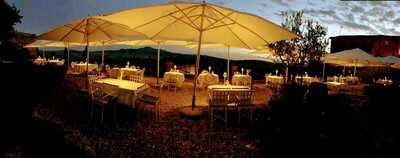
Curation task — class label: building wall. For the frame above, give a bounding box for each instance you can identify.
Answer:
[330,35,400,57]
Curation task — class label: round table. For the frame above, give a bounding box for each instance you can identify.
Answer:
[266,75,284,84]
[197,72,219,88]
[295,76,319,84]
[163,71,185,87]
[120,67,140,79]
[232,74,252,86]
[73,63,98,74]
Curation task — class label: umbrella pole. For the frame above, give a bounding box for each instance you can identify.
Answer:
[354,66,356,76]
[101,42,105,68]
[157,42,161,85]
[86,44,89,76]
[227,46,230,81]
[343,66,346,76]
[191,4,205,110]
[67,43,70,67]
[192,31,203,110]
[322,62,326,81]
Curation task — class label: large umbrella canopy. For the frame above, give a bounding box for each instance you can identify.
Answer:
[37,16,147,75]
[38,16,146,43]
[100,2,297,49]
[24,40,81,48]
[101,1,298,109]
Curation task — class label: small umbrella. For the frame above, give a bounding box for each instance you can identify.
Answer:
[322,48,383,77]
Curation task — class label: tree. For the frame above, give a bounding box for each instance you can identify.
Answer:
[0,0,22,42]
[0,0,22,60]
[268,11,328,82]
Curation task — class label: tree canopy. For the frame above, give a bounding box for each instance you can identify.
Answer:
[268,11,328,67]
[0,0,22,43]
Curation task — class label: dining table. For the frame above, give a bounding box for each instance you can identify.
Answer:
[197,72,219,88]
[163,71,185,87]
[231,74,252,86]
[73,63,98,74]
[95,78,148,107]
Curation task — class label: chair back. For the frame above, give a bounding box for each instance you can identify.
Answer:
[91,82,104,101]
[166,75,177,83]
[235,90,255,107]
[129,74,143,83]
[109,68,121,79]
[209,90,231,107]
[88,75,99,94]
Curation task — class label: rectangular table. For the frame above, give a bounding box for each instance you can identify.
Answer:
[95,78,148,107]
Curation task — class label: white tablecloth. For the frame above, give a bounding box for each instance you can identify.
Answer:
[120,68,141,79]
[376,79,392,85]
[197,72,219,88]
[231,74,252,86]
[266,75,284,85]
[72,63,98,74]
[163,71,185,87]
[295,76,319,84]
[95,78,148,107]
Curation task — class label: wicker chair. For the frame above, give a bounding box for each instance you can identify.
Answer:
[235,90,255,124]
[90,83,118,124]
[109,68,121,79]
[136,85,161,121]
[129,74,143,83]
[208,90,233,127]
[87,75,99,95]
[164,76,178,92]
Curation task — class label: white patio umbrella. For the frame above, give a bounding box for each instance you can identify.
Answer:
[101,1,298,109]
[377,56,400,65]
[37,16,147,76]
[391,62,400,69]
[322,48,383,78]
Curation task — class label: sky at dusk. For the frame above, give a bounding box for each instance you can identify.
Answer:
[5,0,400,38]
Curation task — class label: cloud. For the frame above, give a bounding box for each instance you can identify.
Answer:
[393,17,400,24]
[211,0,232,5]
[345,13,354,22]
[270,0,296,7]
[340,21,379,34]
[350,5,364,13]
[303,8,341,21]
[385,10,395,19]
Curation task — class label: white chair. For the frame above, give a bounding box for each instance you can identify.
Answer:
[164,76,178,92]
[136,85,162,121]
[235,90,255,124]
[90,83,118,124]
[208,90,231,127]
